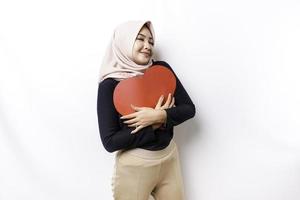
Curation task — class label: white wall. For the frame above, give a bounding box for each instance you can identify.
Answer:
[1,0,300,199]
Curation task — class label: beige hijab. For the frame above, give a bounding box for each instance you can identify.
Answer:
[98,20,156,83]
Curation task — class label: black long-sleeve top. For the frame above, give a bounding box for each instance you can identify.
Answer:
[97,61,196,153]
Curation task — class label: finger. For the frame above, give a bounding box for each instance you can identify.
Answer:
[120,111,138,119]
[163,93,172,107]
[155,95,164,109]
[157,95,164,105]
[131,104,143,111]
[169,97,175,108]
[159,94,170,110]
[131,125,143,134]
[131,104,151,111]
[128,122,139,127]
[123,118,139,124]
[130,127,137,134]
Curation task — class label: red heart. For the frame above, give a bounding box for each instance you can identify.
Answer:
[113,65,176,116]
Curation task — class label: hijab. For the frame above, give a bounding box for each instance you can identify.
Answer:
[98,20,156,83]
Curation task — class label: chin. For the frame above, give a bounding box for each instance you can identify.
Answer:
[137,58,150,65]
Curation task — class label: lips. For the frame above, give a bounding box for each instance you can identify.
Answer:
[141,52,150,56]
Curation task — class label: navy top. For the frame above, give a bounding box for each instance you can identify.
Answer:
[97,61,196,153]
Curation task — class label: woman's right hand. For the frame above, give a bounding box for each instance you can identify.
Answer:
[152,93,175,130]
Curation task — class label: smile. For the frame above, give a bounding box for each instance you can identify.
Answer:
[141,52,150,56]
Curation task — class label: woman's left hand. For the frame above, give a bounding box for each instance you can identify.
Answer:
[120,104,164,134]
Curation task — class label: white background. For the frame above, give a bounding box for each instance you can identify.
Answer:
[1,0,300,199]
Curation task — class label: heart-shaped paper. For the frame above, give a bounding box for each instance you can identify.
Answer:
[113,65,176,116]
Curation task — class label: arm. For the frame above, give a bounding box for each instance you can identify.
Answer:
[97,79,157,153]
[156,61,196,130]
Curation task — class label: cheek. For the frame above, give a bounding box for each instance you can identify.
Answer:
[132,46,141,61]
[133,45,143,55]
[132,44,139,54]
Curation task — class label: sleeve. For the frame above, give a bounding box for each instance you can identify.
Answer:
[97,80,157,153]
[157,61,196,130]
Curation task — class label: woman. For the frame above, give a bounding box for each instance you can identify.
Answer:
[97,20,195,200]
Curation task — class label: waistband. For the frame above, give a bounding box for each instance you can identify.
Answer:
[119,139,176,160]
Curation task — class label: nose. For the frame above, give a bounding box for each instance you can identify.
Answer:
[144,41,151,50]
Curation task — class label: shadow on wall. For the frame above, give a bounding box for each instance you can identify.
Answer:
[174,117,202,152]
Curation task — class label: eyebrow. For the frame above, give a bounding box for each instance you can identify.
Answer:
[137,33,153,40]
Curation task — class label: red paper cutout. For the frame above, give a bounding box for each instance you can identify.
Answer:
[113,65,176,116]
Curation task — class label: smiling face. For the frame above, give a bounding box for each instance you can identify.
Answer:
[132,25,154,65]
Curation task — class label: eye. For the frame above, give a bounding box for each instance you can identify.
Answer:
[136,38,154,46]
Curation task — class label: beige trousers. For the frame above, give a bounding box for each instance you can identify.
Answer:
[111,139,185,200]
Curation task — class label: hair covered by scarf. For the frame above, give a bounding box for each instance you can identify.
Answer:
[98,20,156,83]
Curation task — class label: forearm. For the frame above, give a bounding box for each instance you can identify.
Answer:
[99,125,156,152]
[97,80,157,153]
[164,103,195,128]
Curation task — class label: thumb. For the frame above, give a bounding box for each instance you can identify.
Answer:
[131,104,143,111]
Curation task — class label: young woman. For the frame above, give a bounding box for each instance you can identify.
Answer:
[97,20,195,200]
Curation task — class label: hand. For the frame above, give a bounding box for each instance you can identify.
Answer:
[155,93,175,110]
[120,93,175,134]
[121,105,162,134]
[152,123,163,130]
[152,93,175,130]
